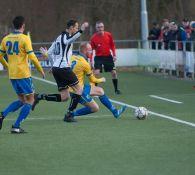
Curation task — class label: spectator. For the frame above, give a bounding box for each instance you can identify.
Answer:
[168,22,179,50]
[182,18,191,40]
[168,22,187,50]
[158,19,170,50]
[148,22,161,49]
[162,26,170,50]
[188,22,195,51]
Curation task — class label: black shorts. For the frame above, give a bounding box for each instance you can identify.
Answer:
[52,67,79,91]
[94,55,116,72]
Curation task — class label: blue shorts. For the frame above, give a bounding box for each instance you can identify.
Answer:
[10,77,34,95]
[70,84,93,105]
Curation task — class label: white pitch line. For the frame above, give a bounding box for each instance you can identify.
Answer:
[149,95,183,104]
[32,76,57,86]
[32,76,195,128]
[6,114,112,121]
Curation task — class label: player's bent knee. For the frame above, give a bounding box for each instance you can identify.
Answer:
[61,95,69,102]
[98,87,104,96]
[91,105,99,112]
[25,94,35,105]
[60,89,70,101]
[111,70,117,78]
[94,69,100,75]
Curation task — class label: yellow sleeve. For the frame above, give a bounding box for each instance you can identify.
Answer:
[24,36,44,74]
[83,60,104,84]
[0,41,8,69]
[0,56,8,69]
[28,53,44,74]
[24,35,33,54]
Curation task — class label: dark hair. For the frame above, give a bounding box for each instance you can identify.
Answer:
[79,42,89,52]
[66,19,78,29]
[152,21,158,26]
[13,16,25,29]
[183,18,189,22]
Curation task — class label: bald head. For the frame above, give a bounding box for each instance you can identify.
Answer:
[79,42,92,58]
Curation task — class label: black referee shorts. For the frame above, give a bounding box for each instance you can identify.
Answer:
[94,55,116,72]
[52,67,79,91]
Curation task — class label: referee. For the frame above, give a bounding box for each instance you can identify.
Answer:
[90,21,121,94]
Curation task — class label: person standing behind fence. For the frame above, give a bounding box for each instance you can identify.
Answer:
[182,18,191,40]
[187,22,195,51]
[148,22,161,49]
[90,21,121,94]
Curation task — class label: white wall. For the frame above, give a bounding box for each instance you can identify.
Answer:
[0,63,3,70]
[116,48,195,72]
[115,48,138,66]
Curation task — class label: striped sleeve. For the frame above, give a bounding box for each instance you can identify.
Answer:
[63,30,82,45]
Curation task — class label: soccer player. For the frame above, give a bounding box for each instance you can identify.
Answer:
[90,21,121,94]
[64,42,127,121]
[32,20,89,122]
[0,16,45,133]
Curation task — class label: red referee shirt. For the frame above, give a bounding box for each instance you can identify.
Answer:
[90,31,116,57]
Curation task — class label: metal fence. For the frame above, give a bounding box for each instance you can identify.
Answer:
[32,40,195,80]
[32,39,195,51]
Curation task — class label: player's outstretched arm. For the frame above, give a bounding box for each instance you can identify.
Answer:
[88,74,106,84]
[0,43,8,69]
[28,53,45,78]
[65,22,89,45]
[85,63,106,84]
[0,55,8,69]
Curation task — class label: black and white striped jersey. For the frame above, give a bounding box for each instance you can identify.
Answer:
[47,30,83,68]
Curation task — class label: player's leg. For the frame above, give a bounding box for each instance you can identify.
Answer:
[64,84,91,122]
[0,79,26,130]
[104,56,121,94]
[90,86,126,118]
[111,69,121,94]
[11,93,34,133]
[72,100,99,117]
[10,78,35,133]
[34,89,69,102]
[93,56,103,85]
[32,68,72,110]
[0,94,24,130]
[94,69,101,77]
[1,95,24,119]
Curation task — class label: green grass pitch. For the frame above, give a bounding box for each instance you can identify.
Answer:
[0,71,195,175]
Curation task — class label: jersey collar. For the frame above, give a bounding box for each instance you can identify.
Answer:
[79,52,88,61]
[12,30,22,34]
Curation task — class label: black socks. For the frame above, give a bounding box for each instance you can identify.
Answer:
[68,94,81,112]
[112,79,118,91]
[41,94,62,102]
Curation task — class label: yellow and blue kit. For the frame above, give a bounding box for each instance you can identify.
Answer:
[0,31,44,94]
[70,54,104,104]
[70,54,104,87]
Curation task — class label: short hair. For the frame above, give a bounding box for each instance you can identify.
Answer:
[66,19,78,29]
[79,42,89,52]
[13,16,25,29]
[152,21,158,26]
[183,18,189,22]
[96,21,104,25]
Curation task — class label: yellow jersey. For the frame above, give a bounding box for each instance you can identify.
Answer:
[70,54,104,87]
[0,31,43,79]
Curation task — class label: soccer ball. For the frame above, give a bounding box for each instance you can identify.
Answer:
[134,107,148,120]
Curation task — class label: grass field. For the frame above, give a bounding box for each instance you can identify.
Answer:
[0,70,195,175]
